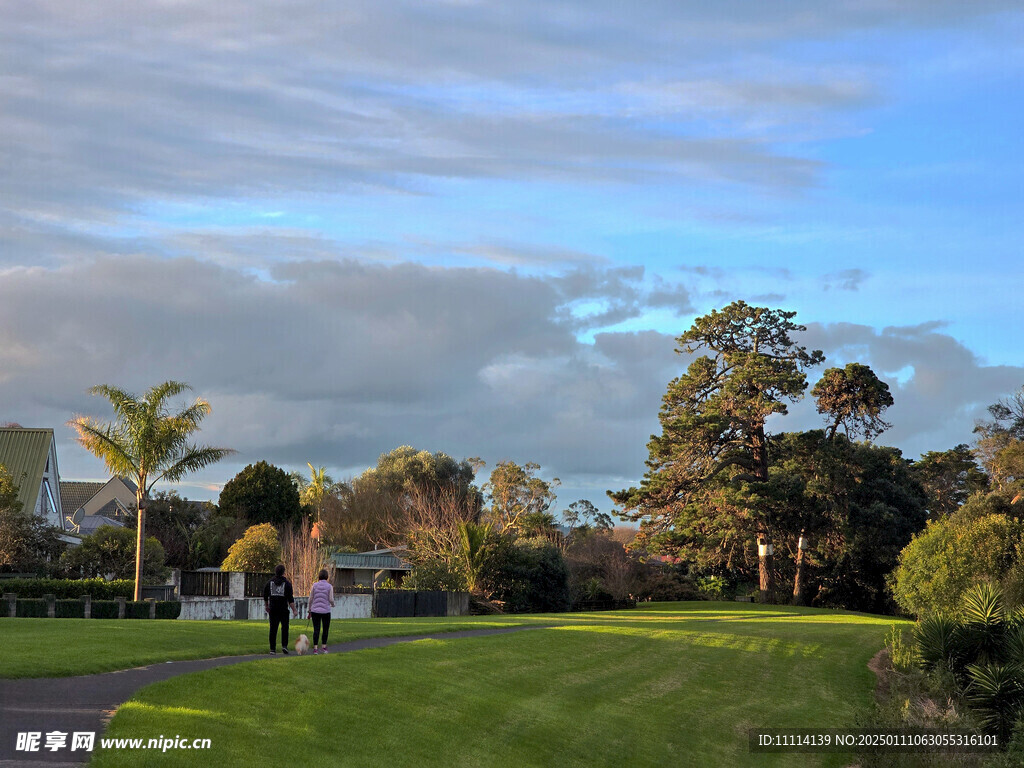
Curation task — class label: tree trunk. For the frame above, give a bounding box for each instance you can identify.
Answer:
[753,425,774,603]
[758,532,774,603]
[134,487,146,602]
[792,530,807,605]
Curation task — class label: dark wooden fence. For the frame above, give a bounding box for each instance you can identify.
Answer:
[373,589,465,618]
[180,571,230,597]
[244,572,274,597]
[141,585,177,601]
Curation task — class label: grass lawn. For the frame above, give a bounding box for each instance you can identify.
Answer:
[88,602,906,768]
[0,615,538,678]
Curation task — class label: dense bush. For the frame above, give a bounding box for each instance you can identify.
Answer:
[55,599,85,618]
[0,578,135,599]
[564,528,647,603]
[15,598,47,617]
[60,526,169,582]
[910,583,1024,744]
[402,558,466,592]
[890,491,1024,616]
[478,534,570,613]
[221,523,281,572]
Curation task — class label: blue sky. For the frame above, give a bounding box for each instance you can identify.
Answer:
[1,1,1022,513]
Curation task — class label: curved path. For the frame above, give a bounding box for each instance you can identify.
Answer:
[0,625,543,767]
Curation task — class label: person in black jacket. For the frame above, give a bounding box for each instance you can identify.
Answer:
[263,564,295,654]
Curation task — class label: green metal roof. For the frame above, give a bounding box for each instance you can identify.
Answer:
[329,552,411,571]
[0,428,54,514]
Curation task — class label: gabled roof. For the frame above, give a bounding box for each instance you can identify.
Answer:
[94,498,131,518]
[59,476,137,515]
[0,428,54,513]
[60,481,106,514]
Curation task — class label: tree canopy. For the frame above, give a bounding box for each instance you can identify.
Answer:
[221,522,281,573]
[219,461,304,528]
[911,444,989,518]
[611,301,823,601]
[484,460,558,533]
[811,363,893,440]
[974,385,1024,490]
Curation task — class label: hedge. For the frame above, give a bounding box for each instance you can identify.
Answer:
[91,600,120,619]
[0,578,135,599]
[125,601,150,619]
[15,598,48,617]
[155,601,181,620]
[2,598,183,620]
[56,599,85,618]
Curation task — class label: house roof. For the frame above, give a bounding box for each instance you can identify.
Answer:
[0,428,54,513]
[329,551,412,571]
[77,515,124,535]
[60,481,106,514]
[59,477,138,515]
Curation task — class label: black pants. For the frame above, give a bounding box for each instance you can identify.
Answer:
[311,612,331,645]
[269,610,289,651]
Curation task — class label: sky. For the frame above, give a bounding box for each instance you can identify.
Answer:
[1,1,1022,515]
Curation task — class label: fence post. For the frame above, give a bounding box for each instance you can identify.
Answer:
[44,593,55,618]
[3,593,15,618]
[228,572,245,600]
[116,596,126,619]
[82,595,92,619]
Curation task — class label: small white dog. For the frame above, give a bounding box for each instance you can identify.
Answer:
[295,634,310,655]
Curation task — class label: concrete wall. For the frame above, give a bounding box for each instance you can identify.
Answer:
[178,593,373,621]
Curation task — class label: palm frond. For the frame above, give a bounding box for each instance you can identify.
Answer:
[155,445,236,488]
[965,663,1024,740]
[961,582,1007,664]
[145,381,192,405]
[87,384,143,423]
[914,613,962,671]
[67,417,139,479]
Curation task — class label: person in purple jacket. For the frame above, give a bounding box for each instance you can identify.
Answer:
[308,569,336,654]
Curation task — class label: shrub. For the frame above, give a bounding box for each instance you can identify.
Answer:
[403,558,466,592]
[59,527,169,582]
[885,624,916,673]
[125,601,151,619]
[478,534,570,613]
[695,575,730,600]
[911,583,1024,742]
[55,599,84,618]
[15,598,47,617]
[0,578,135,599]
[91,600,120,619]
[890,506,1023,616]
[221,523,281,572]
[155,601,181,620]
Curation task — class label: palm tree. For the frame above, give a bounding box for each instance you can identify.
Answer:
[301,463,337,523]
[69,381,233,601]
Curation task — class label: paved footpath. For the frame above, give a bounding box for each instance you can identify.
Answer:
[0,625,541,767]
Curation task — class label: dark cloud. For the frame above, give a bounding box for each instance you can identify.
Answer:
[0,257,683,491]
